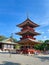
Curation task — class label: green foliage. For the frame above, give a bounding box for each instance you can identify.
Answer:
[15,44,20,50]
[0,36,7,41]
[0,35,18,43]
[44,40,49,50]
[12,38,18,43]
[45,40,49,43]
[10,33,18,43]
[38,40,44,43]
[34,44,41,50]
[40,42,48,51]
[34,40,49,51]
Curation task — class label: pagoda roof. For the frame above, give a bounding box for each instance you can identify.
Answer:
[16,30,40,36]
[18,38,41,45]
[17,18,39,28]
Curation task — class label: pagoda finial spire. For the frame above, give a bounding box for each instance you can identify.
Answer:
[27,12,29,19]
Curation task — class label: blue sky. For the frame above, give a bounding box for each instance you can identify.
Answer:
[0,0,49,41]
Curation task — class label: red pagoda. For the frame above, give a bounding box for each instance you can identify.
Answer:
[16,18,41,54]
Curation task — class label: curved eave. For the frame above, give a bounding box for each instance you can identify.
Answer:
[17,24,39,28]
[16,33,40,36]
[16,31,41,36]
[16,18,40,28]
[18,38,41,45]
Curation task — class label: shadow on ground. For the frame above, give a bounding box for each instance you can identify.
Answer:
[37,57,49,62]
[0,61,21,65]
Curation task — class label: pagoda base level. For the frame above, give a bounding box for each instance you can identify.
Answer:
[21,49,37,54]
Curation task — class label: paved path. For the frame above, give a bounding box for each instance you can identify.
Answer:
[0,53,49,65]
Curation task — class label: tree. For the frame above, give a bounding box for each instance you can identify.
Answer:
[12,38,18,43]
[38,40,44,43]
[0,35,7,41]
[39,40,49,51]
[44,40,49,50]
[40,42,47,51]
[15,44,20,50]
[45,40,49,43]
[34,40,49,51]
[10,33,18,43]
[34,44,41,50]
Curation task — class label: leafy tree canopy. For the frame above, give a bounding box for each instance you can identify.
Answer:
[12,38,18,43]
[38,40,44,43]
[0,35,7,41]
[45,40,49,43]
[34,39,49,51]
[15,44,20,50]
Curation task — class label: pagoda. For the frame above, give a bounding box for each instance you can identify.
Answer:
[16,18,41,54]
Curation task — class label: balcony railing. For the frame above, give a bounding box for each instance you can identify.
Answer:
[20,36,36,40]
[21,26,35,31]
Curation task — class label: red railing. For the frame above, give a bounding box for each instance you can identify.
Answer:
[20,35,36,40]
[21,26,35,32]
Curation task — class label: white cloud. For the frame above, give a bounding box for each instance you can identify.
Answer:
[36,29,45,34]
[36,30,41,32]
[41,32,44,34]
[40,21,49,27]
[43,36,47,39]
[42,36,49,40]
[47,29,49,32]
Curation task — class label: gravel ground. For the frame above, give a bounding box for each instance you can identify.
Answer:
[0,53,49,65]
